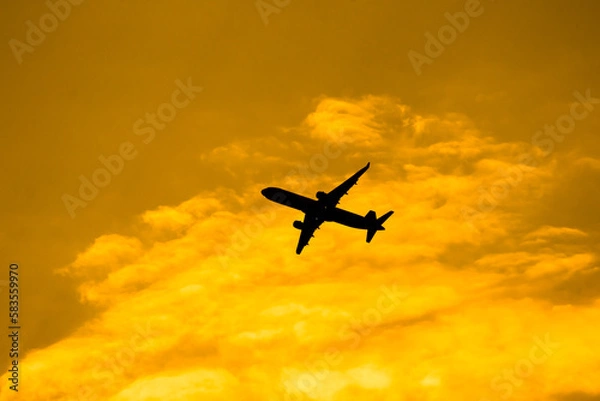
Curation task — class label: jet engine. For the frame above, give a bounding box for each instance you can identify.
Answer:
[293,220,303,230]
[316,191,327,200]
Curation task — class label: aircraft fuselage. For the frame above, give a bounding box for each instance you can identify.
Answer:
[261,187,369,229]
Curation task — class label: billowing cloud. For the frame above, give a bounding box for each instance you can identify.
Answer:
[4,95,599,401]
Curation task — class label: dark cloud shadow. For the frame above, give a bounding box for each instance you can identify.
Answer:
[554,392,600,401]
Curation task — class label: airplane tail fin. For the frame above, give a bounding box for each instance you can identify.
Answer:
[365,210,394,243]
[377,210,394,226]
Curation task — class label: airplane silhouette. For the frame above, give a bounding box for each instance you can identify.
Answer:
[261,162,394,254]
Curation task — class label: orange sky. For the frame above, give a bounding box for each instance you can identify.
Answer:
[1,1,600,400]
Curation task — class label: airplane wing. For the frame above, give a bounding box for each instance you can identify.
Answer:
[324,162,370,207]
[295,214,323,254]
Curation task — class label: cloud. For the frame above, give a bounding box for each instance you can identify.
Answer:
[554,392,600,401]
[111,369,239,401]
[58,234,144,281]
[5,94,600,401]
[523,225,588,244]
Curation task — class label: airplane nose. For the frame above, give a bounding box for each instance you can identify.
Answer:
[261,188,273,198]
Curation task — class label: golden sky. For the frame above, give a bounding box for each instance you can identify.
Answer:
[1,0,600,400]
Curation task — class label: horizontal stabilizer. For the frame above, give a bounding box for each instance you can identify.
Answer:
[377,210,394,225]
